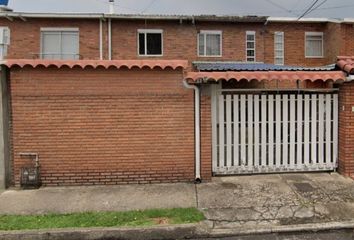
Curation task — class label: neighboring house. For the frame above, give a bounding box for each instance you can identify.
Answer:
[0,7,353,188]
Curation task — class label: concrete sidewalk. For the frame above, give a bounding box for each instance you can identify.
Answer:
[0,173,354,239]
[0,183,197,214]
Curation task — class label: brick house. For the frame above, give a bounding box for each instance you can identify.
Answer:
[0,9,353,188]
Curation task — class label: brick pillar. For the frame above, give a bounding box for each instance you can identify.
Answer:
[338,81,354,179]
[200,85,212,181]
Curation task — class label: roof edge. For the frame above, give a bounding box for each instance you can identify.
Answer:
[1,59,189,70]
[267,17,341,23]
[0,12,267,22]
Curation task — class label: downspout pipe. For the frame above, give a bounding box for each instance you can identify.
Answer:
[108,18,112,60]
[99,18,103,60]
[183,79,201,183]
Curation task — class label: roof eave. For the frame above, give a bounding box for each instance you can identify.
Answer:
[267,17,341,23]
[0,12,267,22]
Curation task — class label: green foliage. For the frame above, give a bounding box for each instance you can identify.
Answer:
[0,208,204,231]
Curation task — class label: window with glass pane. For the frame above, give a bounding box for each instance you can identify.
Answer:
[305,32,323,58]
[138,30,162,56]
[274,32,284,65]
[41,30,79,60]
[198,31,221,57]
[246,31,256,62]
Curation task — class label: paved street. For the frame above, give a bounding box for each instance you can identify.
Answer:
[191,229,354,240]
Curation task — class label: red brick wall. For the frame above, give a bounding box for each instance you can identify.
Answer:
[201,87,212,180]
[264,22,337,66]
[338,82,354,179]
[340,24,354,56]
[0,17,342,67]
[0,18,101,60]
[10,67,199,186]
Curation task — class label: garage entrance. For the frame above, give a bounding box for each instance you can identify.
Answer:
[211,88,338,175]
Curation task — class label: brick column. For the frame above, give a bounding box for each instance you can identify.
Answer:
[338,81,354,179]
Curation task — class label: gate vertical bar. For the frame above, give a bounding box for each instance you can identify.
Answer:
[247,95,254,168]
[226,95,232,168]
[297,94,303,167]
[289,95,296,169]
[325,94,332,164]
[304,95,310,166]
[218,94,225,169]
[261,95,267,168]
[233,95,239,167]
[333,94,338,166]
[311,94,317,164]
[318,94,324,166]
[275,95,282,168]
[283,94,289,167]
[268,95,274,167]
[254,95,260,167]
[240,95,247,167]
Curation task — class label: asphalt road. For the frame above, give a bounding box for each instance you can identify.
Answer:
[190,229,354,240]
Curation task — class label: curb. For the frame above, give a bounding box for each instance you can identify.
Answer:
[0,220,353,240]
[206,220,354,238]
[0,223,203,240]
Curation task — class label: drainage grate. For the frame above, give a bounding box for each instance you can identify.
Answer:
[292,182,315,192]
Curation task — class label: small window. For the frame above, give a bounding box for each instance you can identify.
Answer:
[138,29,163,56]
[274,32,284,65]
[198,31,222,57]
[305,32,323,58]
[246,31,256,62]
[40,28,79,60]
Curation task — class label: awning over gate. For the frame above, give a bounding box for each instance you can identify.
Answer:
[185,71,346,83]
[1,59,188,70]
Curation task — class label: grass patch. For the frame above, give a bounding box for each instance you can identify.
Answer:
[0,208,204,231]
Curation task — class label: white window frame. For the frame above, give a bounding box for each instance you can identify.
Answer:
[137,29,163,57]
[197,30,222,57]
[274,31,284,65]
[305,32,324,58]
[246,31,256,62]
[40,27,80,60]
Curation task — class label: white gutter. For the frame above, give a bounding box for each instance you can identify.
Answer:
[108,18,112,60]
[183,80,201,183]
[99,18,103,60]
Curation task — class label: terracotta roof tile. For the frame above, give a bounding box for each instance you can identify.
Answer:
[1,59,188,70]
[185,71,346,83]
[337,56,354,74]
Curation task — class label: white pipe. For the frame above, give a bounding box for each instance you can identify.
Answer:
[99,18,103,60]
[109,0,115,14]
[108,18,112,60]
[183,80,201,182]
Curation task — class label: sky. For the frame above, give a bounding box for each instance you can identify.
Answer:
[6,0,354,19]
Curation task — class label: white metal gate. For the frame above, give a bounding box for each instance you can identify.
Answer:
[212,89,338,175]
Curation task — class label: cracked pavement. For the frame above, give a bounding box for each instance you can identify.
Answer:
[197,173,354,230]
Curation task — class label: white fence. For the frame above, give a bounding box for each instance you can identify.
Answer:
[212,91,338,175]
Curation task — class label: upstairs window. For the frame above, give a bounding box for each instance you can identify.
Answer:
[138,29,163,56]
[40,28,79,60]
[246,31,256,62]
[198,30,222,57]
[274,32,284,65]
[305,32,323,58]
